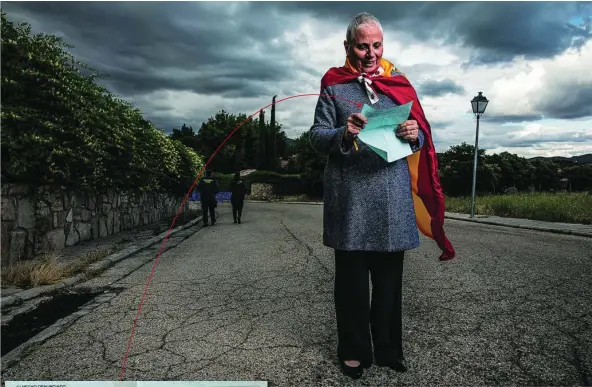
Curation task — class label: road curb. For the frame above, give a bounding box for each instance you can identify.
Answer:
[0,216,203,309]
[246,200,324,205]
[445,213,592,238]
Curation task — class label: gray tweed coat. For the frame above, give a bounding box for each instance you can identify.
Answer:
[309,72,425,253]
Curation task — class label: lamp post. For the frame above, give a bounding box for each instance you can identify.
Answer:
[470,92,489,218]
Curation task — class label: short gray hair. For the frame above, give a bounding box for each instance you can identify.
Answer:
[346,12,383,43]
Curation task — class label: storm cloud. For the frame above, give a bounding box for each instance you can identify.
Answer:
[482,126,592,150]
[2,2,314,98]
[2,1,591,157]
[261,1,592,65]
[419,79,465,97]
[535,81,592,120]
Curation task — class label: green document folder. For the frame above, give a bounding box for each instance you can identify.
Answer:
[357,101,414,163]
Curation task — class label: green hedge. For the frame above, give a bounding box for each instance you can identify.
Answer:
[0,12,203,195]
[217,173,236,191]
[216,171,306,195]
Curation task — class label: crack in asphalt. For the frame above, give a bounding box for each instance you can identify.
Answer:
[280,220,333,282]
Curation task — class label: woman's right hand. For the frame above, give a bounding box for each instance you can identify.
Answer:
[345,113,368,140]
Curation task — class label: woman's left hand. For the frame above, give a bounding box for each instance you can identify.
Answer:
[396,120,420,142]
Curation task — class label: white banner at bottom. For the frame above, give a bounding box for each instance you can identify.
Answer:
[5,382,267,387]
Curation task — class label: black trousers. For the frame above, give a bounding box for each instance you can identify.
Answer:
[231,199,244,221]
[201,203,216,225]
[334,249,405,366]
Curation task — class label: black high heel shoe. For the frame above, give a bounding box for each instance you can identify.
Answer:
[340,361,364,379]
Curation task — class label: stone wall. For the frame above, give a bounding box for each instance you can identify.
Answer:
[249,183,275,201]
[1,184,187,267]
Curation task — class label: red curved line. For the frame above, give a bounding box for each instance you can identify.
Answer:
[119,93,360,380]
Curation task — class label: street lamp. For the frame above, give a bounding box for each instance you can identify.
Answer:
[470,91,489,218]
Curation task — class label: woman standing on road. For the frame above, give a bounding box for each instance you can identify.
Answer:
[309,12,455,379]
[230,172,247,224]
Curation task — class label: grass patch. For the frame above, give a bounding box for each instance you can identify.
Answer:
[1,253,64,288]
[1,247,117,288]
[445,192,592,224]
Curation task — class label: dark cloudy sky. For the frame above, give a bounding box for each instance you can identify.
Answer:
[3,1,592,157]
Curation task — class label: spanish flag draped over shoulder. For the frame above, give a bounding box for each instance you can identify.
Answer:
[321,57,455,261]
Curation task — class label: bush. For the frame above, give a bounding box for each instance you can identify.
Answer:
[0,12,203,195]
[214,171,305,195]
[445,192,592,224]
[163,139,204,197]
[245,171,304,195]
[216,173,236,192]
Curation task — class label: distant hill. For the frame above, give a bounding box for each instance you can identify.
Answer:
[529,154,592,164]
[572,154,592,164]
[433,152,592,165]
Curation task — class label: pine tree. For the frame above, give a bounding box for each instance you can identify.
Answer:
[268,95,278,171]
[257,109,267,169]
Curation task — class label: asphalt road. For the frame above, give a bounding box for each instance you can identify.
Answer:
[2,203,592,386]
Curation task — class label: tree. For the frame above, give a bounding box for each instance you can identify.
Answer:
[530,159,560,191]
[276,131,289,160]
[268,95,278,170]
[291,131,326,197]
[257,109,267,170]
[191,110,259,173]
[562,165,592,191]
[174,106,288,174]
[170,123,200,151]
[438,143,498,196]
[485,152,537,192]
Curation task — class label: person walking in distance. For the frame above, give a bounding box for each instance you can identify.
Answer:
[230,171,247,224]
[197,170,219,226]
